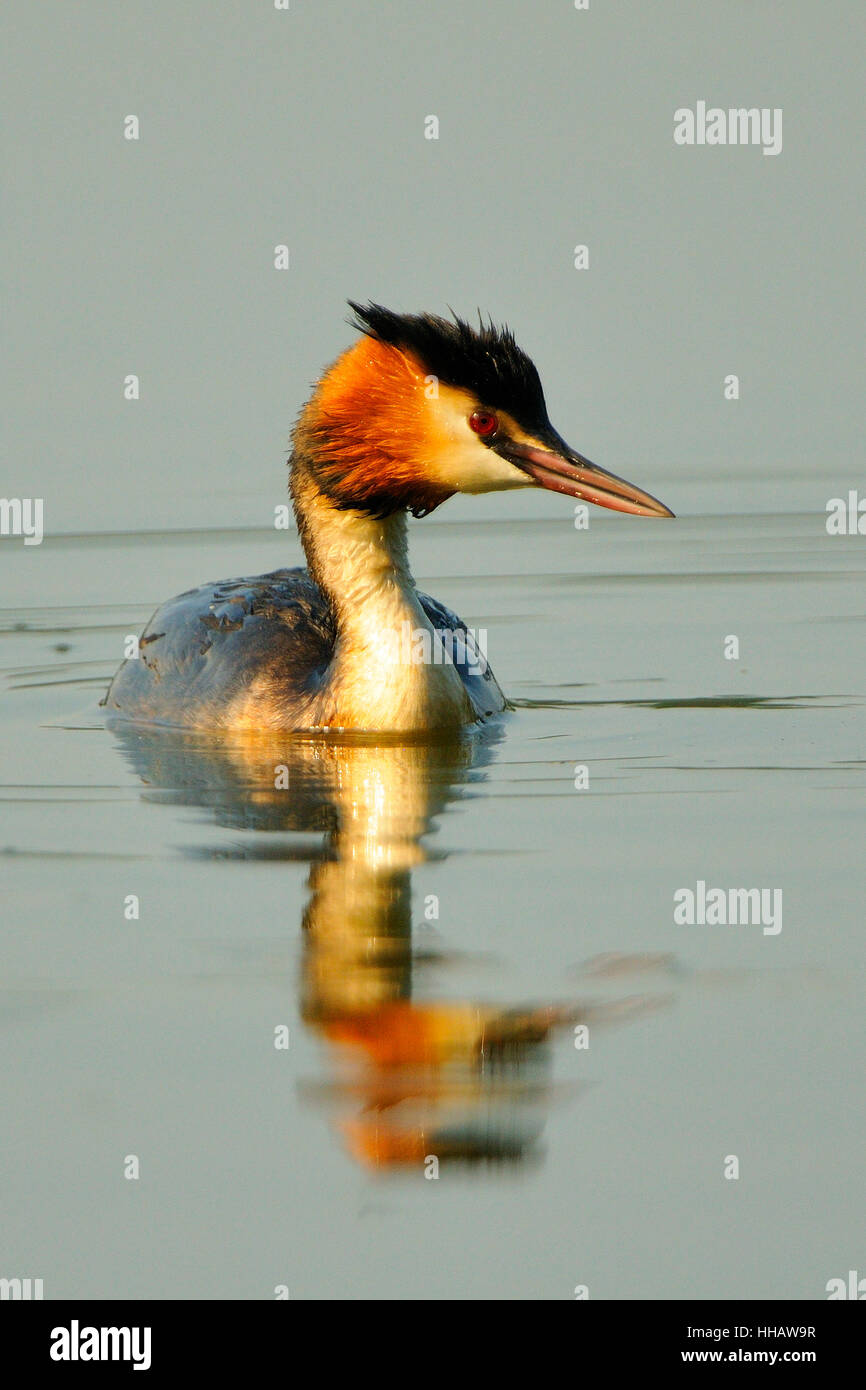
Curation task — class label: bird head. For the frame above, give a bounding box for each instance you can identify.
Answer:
[294,302,674,521]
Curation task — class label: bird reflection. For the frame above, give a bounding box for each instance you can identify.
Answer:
[110,724,652,1171]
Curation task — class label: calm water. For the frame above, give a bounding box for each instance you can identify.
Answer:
[1,495,864,1300]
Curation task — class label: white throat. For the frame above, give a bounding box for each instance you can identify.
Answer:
[292,466,473,730]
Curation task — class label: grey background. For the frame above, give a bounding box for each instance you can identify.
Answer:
[5,1,863,533]
[2,1,864,1301]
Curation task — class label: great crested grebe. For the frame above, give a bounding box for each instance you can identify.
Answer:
[103,303,674,732]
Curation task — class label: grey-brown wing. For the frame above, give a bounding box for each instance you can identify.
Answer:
[417,590,508,718]
[103,568,335,726]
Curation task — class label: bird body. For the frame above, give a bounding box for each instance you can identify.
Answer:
[105,564,502,732]
[103,304,672,732]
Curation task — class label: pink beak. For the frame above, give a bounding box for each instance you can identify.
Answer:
[507,439,674,518]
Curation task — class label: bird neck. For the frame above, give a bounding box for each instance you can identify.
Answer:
[291,455,418,638]
[290,456,473,728]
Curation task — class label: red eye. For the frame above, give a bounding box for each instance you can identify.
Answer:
[469,409,498,437]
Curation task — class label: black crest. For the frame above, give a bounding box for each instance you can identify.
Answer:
[348,301,551,434]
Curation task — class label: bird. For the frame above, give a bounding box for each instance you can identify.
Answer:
[102,302,674,732]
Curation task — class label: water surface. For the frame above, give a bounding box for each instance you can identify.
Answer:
[2,494,863,1299]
